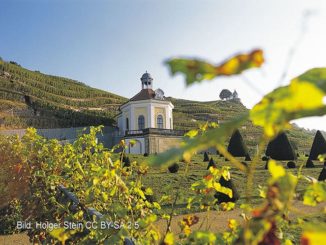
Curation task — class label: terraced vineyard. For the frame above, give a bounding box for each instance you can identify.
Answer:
[0,60,316,153]
[0,60,126,128]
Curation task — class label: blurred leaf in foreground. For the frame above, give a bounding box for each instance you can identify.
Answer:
[148,114,248,167]
[251,71,326,137]
[166,49,264,85]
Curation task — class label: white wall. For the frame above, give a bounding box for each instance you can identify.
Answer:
[125,137,145,154]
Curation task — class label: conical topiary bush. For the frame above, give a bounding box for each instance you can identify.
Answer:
[245,154,251,161]
[308,130,326,160]
[203,152,209,162]
[265,132,297,160]
[207,158,217,170]
[306,158,315,168]
[227,129,250,158]
[318,167,326,181]
[214,175,240,204]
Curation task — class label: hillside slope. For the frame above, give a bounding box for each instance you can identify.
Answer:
[0,60,127,128]
[0,60,315,153]
[170,98,315,154]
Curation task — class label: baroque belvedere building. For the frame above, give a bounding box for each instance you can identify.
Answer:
[117,72,184,154]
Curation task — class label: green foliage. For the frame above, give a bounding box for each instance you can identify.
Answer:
[166,49,264,85]
[0,199,23,234]
[251,69,326,137]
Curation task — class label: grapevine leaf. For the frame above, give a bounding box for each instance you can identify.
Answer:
[50,228,70,243]
[164,232,174,245]
[303,181,326,206]
[251,80,325,137]
[166,49,264,85]
[148,114,248,167]
[301,231,326,245]
[268,160,285,180]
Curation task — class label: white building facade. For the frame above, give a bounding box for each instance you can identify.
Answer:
[116,72,183,154]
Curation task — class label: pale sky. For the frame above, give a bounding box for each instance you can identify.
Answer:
[0,0,326,130]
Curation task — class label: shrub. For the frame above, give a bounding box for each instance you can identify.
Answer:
[207,158,217,170]
[262,156,269,161]
[168,163,179,173]
[318,167,326,181]
[214,175,240,204]
[227,129,249,157]
[307,130,326,160]
[306,158,315,168]
[265,132,297,160]
[123,157,131,167]
[143,153,149,157]
[0,199,23,234]
[245,154,251,161]
[203,152,209,162]
[287,161,296,169]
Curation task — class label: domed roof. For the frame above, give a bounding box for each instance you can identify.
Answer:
[141,72,153,82]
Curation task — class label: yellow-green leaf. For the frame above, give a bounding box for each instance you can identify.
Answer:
[251,80,325,137]
[166,49,264,85]
[268,160,285,179]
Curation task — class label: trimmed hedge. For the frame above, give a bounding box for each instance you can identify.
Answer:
[168,163,179,173]
[227,129,249,157]
[308,130,326,160]
[266,132,296,160]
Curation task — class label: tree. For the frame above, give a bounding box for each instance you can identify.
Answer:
[219,89,232,100]
[308,130,326,160]
[227,129,250,158]
[265,132,297,160]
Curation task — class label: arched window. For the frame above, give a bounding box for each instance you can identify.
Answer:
[138,115,145,130]
[157,115,164,129]
[126,118,129,130]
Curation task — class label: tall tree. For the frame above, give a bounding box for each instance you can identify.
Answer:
[219,89,232,100]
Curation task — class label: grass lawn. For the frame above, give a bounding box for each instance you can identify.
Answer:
[118,153,323,215]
